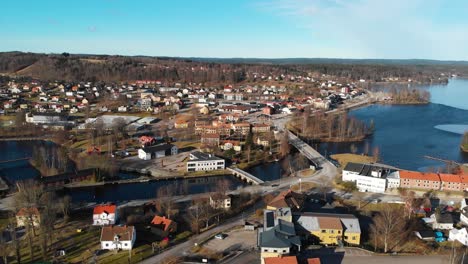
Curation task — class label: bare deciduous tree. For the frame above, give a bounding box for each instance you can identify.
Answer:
[369,205,407,253]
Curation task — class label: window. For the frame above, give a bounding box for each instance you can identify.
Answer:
[352,236,356,240]
[321,230,326,233]
[330,230,334,234]
[273,250,277,253]
[105,243,109,247]
[338,230,341,234]
[283,250,286,253]
[124,243,128,247]
[264,249,268,252]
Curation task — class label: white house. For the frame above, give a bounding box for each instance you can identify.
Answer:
[93,204,118,226]
[186,151,225,172]
[449,228,468,246]
[386,171,401,189]
[431,213,454,230]
[16,207,40,227]
[209,194,231,210]
[138,144,178,160]
[100,225,136,250]
[460,198,468,226]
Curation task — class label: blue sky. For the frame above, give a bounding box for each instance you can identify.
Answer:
[2,0,468,59]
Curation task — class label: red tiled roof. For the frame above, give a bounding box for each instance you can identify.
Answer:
[151,216,175,232]
[93,204,117,215]
[17,207,39,217]
[439,173,461,183]
[307,258,321,264]
[264,256,298,264]
[399,170,440,182]
[100,225,134,241]
[317,216,343,230]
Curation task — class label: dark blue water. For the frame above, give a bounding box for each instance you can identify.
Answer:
[66,175,245,203]
[0,141,40,183]
[320,79,468,171]
[248,161,283,181]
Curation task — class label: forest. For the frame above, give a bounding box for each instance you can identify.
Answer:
[0,51,466,84]
[291,110,373,142]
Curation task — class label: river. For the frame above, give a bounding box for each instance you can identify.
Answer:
[319,78,468,171]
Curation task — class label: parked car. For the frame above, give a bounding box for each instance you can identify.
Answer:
[215,233,227,240]
[434,231,446,242]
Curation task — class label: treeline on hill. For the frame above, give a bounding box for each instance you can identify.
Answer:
[0,52,465,83]
[292,111,373,142]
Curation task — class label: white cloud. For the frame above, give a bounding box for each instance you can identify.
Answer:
[258,0,468,59]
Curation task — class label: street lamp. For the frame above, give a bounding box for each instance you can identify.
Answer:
[299,178,302,193]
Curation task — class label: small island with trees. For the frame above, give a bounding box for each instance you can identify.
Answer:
[461,132,468,152]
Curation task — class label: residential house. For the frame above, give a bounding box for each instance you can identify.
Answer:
[294,213,361,246]
[138,144,178,160]
[231,123,251,135]
[201,134,220,147]
[257,137,271,147]
[461,199,468,226]
[139,136,156,147]
[209,193,231,210]
[264,256,298,264]
[186,151,225,172]
[430,213,454,230]
[259,219,301,264]
[252,123,271,134]
[93,204,118,226]
[16,207,41,227]
[150,216,177,238]
[100,225,136,250]
[220,140,242,152]
[267,190,305,212]
[449,228,468,246]
[399,170,441,190]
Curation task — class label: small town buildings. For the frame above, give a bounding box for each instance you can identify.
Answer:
[449,228,468,246]
[220,140,242,152]
[150,216,177,238]
[16,207,40,227]
[200,134,220,147]
[100,225,136,250]
[399,171,441,190]
[259,219,301,264]
[93,204,118,226]
[264,256,299,264]
[252,123,271,134]
[430,213,454,230]
[439,173,462,191]
[460,199,468,226]
[267,190,305,212]
[294,213,361,246]
[209,193,231,209]
[342,162,397,193]
[186,151,225,172]
[138,144,178,160]
[139,136,156,147]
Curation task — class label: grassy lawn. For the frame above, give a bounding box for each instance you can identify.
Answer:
[291,181,316,192]
[331,153,375,167]
[173,140,201,150]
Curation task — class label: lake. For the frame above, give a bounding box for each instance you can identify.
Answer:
[320,78,468,171]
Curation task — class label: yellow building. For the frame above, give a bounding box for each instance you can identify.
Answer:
[295,213,361,246]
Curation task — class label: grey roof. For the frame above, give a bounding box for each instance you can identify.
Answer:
[343,162,397,178]
[295,214,320,232]
[294,212,361,234]
[436,213,454,224]
[141,143,175,153]
[190,151,223,161]
[340,218,361,233]
[276,219,296,236]
[259,222,301,248]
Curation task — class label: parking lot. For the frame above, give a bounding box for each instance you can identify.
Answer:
[204,228,257,253]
